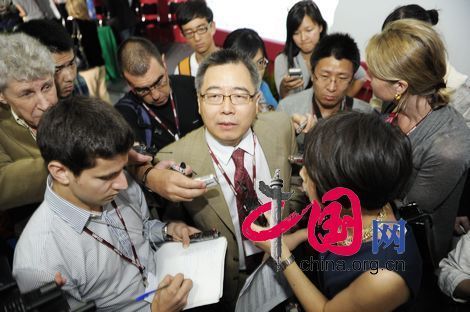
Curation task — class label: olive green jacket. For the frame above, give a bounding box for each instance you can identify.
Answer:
[0,106,47,211]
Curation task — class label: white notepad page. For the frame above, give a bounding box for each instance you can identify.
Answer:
[151,237,227,310]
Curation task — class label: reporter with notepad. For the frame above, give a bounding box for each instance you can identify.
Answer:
[12,97,197,311]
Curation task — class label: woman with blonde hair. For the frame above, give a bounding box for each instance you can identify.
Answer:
[366,19,470,268]
[66,0,110,103]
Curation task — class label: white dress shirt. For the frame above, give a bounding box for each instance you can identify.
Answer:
[205,128,272,270]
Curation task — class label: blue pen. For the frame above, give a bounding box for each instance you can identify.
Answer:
[135,285,169,302]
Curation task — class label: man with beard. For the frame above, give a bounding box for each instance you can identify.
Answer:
[115,37,203,152]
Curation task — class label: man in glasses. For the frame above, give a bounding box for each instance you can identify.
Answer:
[156,49,300,310]
[115,37,203,152]
[174,0,219,77]
[277,33,372,143]
[16,19,89,100]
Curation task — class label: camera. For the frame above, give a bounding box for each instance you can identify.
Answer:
[0,257,95,312]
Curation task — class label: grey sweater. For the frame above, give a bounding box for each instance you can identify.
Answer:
[406,105,470,264]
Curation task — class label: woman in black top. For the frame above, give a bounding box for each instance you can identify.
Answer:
[254,112,422,312]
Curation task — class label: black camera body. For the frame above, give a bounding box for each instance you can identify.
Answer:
[0,257,95,312]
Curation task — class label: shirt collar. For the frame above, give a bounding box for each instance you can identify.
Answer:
[205,128,254,165]
[45,175,105,233]
[11,109,36,140]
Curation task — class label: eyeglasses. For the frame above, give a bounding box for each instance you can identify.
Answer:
[133,75,168,97]
[200,92,256,106]
[255,58,269,71]
[182,23,211,39]
[312,72,352,88]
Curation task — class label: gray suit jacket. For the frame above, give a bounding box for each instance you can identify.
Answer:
[156,112,298,308]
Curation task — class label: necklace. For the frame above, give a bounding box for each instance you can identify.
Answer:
[406,109,433,136]
[336,206,387,246]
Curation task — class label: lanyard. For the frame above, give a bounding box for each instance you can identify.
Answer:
[141,92,181,141]
[207,132,257,197]
[83,201,147,287]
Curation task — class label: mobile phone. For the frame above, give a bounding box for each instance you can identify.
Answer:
[288,153,304,165]
[295,119,308,134]
[288,67,302,77]
[132,144,157,156]
[189,229,220,242]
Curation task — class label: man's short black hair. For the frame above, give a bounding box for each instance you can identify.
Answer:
[310,33,360,74]
[195,49,260,93]
[37,96,134,176]
[304,111,412,210]
[118,36,163,76]
[223,28,268,60]
[176,0,213,29]
[15,19,73,53]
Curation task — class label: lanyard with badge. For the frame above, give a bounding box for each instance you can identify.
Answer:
[83,200,148,287]
[207,132,262,214]
[141,92,181,141]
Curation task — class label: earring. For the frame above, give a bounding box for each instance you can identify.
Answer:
[394,93,402,102]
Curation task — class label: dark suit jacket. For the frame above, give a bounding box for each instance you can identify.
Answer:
[115,75,203,151]
[157,112,298,309]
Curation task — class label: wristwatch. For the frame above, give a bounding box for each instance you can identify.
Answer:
[279,254,295,271]
[161,223,170,241]
[141,166,154,192]
[268,254,295,272]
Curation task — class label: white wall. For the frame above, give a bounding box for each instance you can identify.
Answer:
[331,0,470,76]
[205,0,338,44]
[205,0,469,75]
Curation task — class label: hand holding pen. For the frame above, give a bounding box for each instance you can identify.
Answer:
[143,274,193,312]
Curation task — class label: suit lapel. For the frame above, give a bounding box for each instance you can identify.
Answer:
[254,117,283,178]
[189,129,236,235]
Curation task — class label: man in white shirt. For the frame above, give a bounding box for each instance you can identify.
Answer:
[157,49,298,310]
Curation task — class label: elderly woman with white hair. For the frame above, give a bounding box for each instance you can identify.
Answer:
[0,33,57,215]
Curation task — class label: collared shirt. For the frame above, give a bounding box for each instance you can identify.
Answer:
[13,173,166,312]
[72,74,90,97]
[173,52,199,77]
[11,108,36,140]
[205,128,271,270]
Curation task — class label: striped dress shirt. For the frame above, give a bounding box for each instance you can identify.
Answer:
[13,173,166,311]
